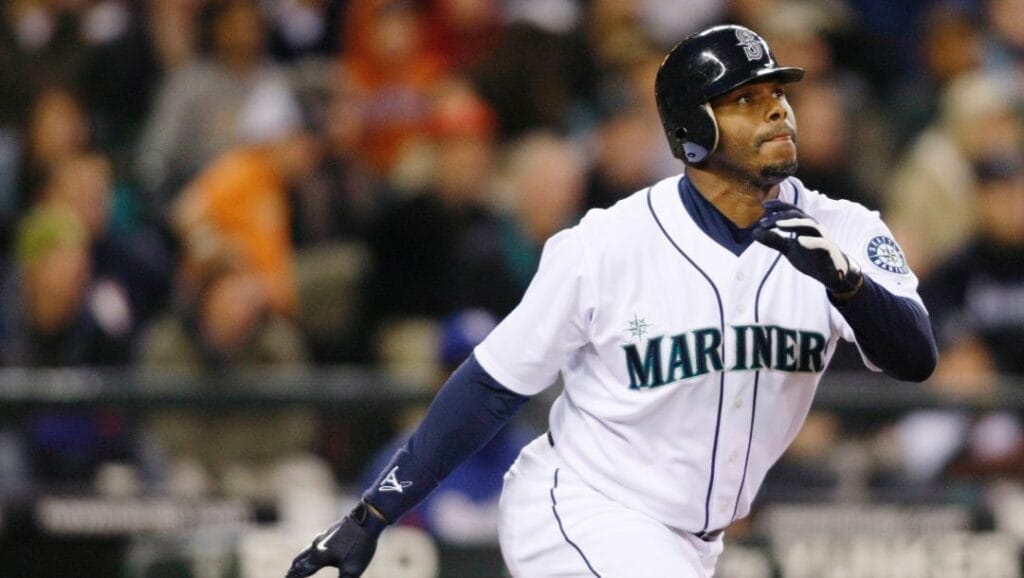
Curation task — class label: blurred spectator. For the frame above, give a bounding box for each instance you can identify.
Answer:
[1,204,130,366]
[891,154,1024,487]
[640,0,724,45]
[924,155,1024,385]
[473,17,591,137]
[504,0,579,35]
[0,0,88,124]
[16,85,92,210]
[498,131,586,289]
[41,152,173,332]
[364,81,513,344]
[0,204,161,492]
[338,0,447,178]
[726,0,787,29]
[747,0,904,97]
[888,2,983,151]
[362,309,534,544]
[789,79,877,209]
[138,265,314,499]
[584,71,670,210]
[140,183,313,500]
[139,268,307,369]
[146,0,206,72]
[0,1,157,145]
[424,0,505,73]
[289,75,387,247]
[171,98,322,318]
[267,0,344,62]
[75,1,161,149]
[582,0,654,78]
[136,0,301,208]
[758,2,847,83]
[983,0,1024,72]
[886,71,1023,279]
[2,84,92,254]
[841,0,939,84]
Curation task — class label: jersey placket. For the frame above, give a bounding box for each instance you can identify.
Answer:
[705,249,776,531]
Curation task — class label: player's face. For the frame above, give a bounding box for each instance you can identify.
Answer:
[708,80,798,188]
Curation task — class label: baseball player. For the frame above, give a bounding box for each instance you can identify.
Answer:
[286,25,938,578]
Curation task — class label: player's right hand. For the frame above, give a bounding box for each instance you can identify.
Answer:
[753,199,862,296]
[285,501,388,578]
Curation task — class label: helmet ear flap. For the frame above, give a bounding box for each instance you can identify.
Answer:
[679,103,719,164]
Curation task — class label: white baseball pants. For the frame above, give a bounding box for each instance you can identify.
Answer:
[498,435,723,577]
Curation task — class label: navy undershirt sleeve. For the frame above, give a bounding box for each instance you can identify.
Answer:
[830,275,938,382]
[362,353,530,523]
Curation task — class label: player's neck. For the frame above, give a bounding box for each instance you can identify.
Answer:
[686,168,780,228]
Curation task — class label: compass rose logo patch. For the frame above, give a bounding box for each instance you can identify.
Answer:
[866,235,909,275]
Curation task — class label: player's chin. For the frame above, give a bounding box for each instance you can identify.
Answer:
[759,159,798,185]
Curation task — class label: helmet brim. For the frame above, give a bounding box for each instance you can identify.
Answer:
[706,66,805,101]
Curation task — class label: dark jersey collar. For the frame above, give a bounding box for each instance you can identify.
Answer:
[678,175,757,257]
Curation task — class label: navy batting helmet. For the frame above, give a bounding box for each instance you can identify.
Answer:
[655,25,804,164]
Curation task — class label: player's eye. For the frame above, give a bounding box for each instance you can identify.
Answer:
[773,87,786,98]
[737,94,752,104]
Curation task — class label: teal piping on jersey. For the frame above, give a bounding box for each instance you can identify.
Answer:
[646,186,726,535]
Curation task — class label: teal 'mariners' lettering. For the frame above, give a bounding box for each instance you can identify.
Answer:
[694,328,724,375]
[624,336,665,389]
[624,325,829,389]
[798,331,827,372]
[774,327,799,371]
[666,334,696,382]
[732,325,775,370]
[729,325,827,374]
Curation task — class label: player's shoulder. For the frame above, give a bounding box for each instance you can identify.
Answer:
[577,175,677,232]
[787,177,879,228]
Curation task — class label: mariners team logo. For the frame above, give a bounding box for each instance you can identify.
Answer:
[866,235,909,274]
[735,29,764,61]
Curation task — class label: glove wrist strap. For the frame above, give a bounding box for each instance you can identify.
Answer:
[828,256,863,299]
[352,501,389,536]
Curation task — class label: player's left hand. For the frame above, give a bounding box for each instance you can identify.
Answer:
[753,199,862,296]
[285,501,387,578]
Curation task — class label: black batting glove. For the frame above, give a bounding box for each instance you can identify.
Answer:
[286,501,388,578]
[753,199,863,296]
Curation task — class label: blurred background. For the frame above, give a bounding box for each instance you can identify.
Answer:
[1,0,1024,576]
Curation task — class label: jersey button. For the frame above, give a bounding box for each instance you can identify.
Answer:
[733,396,743,409]
[735,271,745,281]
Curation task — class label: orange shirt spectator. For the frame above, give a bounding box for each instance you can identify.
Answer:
[174,147,297,316]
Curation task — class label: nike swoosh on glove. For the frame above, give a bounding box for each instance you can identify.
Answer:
[752,199,862,295]
[286,501,388,578]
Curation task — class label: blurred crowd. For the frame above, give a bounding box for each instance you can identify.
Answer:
[1,0,1024,548]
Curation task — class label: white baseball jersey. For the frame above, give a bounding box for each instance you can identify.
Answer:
[475,174,923,534]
